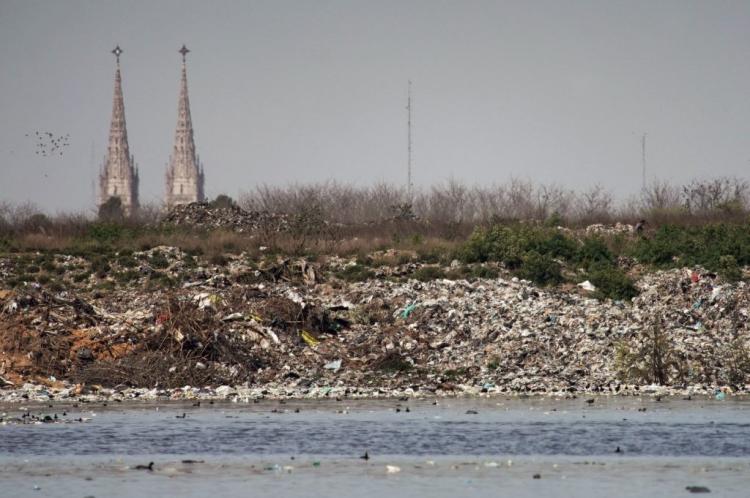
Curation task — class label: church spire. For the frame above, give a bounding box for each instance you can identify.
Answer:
[165,44,205,207]
[99,45,139,216]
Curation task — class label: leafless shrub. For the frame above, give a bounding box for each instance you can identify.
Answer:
[614,317,687,385]
[75,295,268,387]
[534,183,575,222]
[505,178,538,220]
[641,179,682,212]
[717,338,750,386]
[628,177,750,225]
[241,179,584,230]
[682,177,749,215]
[3,176,748,254]
[131,202,164,225]
[574,185,614,225]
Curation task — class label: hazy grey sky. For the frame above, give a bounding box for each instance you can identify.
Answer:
[1,0,749,213]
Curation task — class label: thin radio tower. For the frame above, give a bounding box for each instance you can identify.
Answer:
[407,80,413,200]
[641,133,647,191]
[90,140,97,207]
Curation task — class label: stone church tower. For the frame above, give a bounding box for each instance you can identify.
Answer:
[99,46,139,216]
[165,45,205,207]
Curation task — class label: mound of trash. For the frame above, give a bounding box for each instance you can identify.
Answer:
[0,246,748,400]
[162,202,289,233]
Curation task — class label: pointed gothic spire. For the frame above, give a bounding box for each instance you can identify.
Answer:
[99,45,139,216]
[166,44,205,207]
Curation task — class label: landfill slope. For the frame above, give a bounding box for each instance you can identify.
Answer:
[0,246,748,402]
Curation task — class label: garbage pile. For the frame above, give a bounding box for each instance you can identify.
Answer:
[162,202,290,233]
[584,222,634,235]
[1,247,748,401]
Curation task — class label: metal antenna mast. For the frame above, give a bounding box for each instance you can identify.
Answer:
[407,80,413,199]
[641,133,647,191]
[90,140,97,207]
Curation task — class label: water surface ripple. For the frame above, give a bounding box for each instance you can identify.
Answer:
[2,398,748,457]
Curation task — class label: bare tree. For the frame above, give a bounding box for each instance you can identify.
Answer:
[682,177,749,214]
[575,185,614,224]
[640,179,682,212]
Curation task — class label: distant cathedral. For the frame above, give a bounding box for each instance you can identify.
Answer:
[99,45,205,215]
[165,45,205,207]
[99,46,139,215]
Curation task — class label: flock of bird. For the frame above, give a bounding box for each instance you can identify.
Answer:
[26,130,70,157]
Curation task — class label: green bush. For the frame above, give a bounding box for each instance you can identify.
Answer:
[630,223,750,270]
[0,238,14,253]
[544,211,563,227]
[534,231,577,260]
[335,264,375,282]
[471,265,499,279]
[147,272,177,289]
[460,225,520,264]
[117,255,137,268]
[718,255,742,282]
[41,260,57,272]
[88,222,127,243]
[412,266,446,281]
[115,270,141,284]
[518,251,562,286]
[576,237,614,268]
[461,224,576,268]
[72,272,90,283]
[587,263,638,300]
[148,252,170,269]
